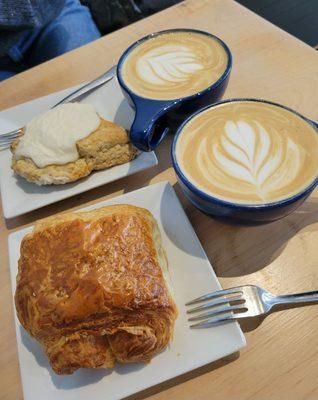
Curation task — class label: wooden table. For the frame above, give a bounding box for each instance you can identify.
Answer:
[1,1,317,399]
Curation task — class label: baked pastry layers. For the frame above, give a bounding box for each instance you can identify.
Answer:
[15,205,177,374]
[11,118,138,185]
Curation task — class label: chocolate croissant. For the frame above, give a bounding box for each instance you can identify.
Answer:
[15,205,177,374]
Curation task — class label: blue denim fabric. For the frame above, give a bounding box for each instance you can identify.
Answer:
[0,0,100,81]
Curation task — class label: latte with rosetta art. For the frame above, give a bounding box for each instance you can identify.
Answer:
[121,31,228,100]
[176,101,318,204]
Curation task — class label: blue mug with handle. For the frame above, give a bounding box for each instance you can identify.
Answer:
[117,28,232,151]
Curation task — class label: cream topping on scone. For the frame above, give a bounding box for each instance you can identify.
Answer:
[15,103,100,167]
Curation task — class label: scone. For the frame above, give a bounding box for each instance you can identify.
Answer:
[15,205,177,375]
[11,105,138,185]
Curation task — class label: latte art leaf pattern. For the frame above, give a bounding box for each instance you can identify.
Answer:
[122,32,228,100]
[137,47,204,85]
[176,101,318,204]
[202,120,302,201]
[213,120,301,196]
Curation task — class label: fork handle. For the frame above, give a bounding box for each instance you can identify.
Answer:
[273,290,318,306]
[0,66,117,151]
[54,65,117,107]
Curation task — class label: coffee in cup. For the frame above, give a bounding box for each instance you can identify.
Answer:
[117,29,232,151]
[121,30,228,100]
[175,100,318,205]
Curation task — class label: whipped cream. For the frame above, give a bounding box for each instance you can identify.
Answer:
[15,103,100,168]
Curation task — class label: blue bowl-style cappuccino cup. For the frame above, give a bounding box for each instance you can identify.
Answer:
[171,99,318,224]
[117,28,232,151]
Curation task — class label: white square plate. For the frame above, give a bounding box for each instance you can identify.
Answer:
[0,78,157,219]
[8,181,246,400]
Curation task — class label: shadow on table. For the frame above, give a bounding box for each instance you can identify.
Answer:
[172,182,318,277]
[238,300,318,333]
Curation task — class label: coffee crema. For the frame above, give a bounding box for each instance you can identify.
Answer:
[176,101,318,204]
[121,31,228,100]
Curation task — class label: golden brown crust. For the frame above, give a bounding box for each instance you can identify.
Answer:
[15,205,177,374]
[11,118,138,185]
[45,333,116,374]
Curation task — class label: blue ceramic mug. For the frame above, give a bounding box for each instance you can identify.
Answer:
[172,99,318,224]
[117,28,232,151]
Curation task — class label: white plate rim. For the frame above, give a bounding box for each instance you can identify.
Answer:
[8,181,246,400]
[0,79,158,219]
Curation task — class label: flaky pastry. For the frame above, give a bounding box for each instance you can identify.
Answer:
[15,205,177,374]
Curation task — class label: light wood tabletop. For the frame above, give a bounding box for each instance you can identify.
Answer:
[0,0,317,399]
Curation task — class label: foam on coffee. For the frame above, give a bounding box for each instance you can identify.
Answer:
[121,31,228,100]
[176,101,318,204]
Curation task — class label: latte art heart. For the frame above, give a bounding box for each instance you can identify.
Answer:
[176,101,318,204]
[122,32,228,100]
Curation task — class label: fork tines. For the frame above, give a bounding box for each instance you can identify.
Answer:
[186,287,246,328]
[0,130,22,150]
[0,139,15,148]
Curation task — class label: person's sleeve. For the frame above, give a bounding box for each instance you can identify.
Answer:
[0,0,65,31]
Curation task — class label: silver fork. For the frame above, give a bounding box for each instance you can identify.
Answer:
[186,285,318,328]
[0,65,117,150]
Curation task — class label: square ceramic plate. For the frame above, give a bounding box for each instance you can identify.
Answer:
[8,181,246,400]
[0,78,157,219]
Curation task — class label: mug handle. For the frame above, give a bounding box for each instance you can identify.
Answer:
[129,98,178,151]
[311,120,318,129]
